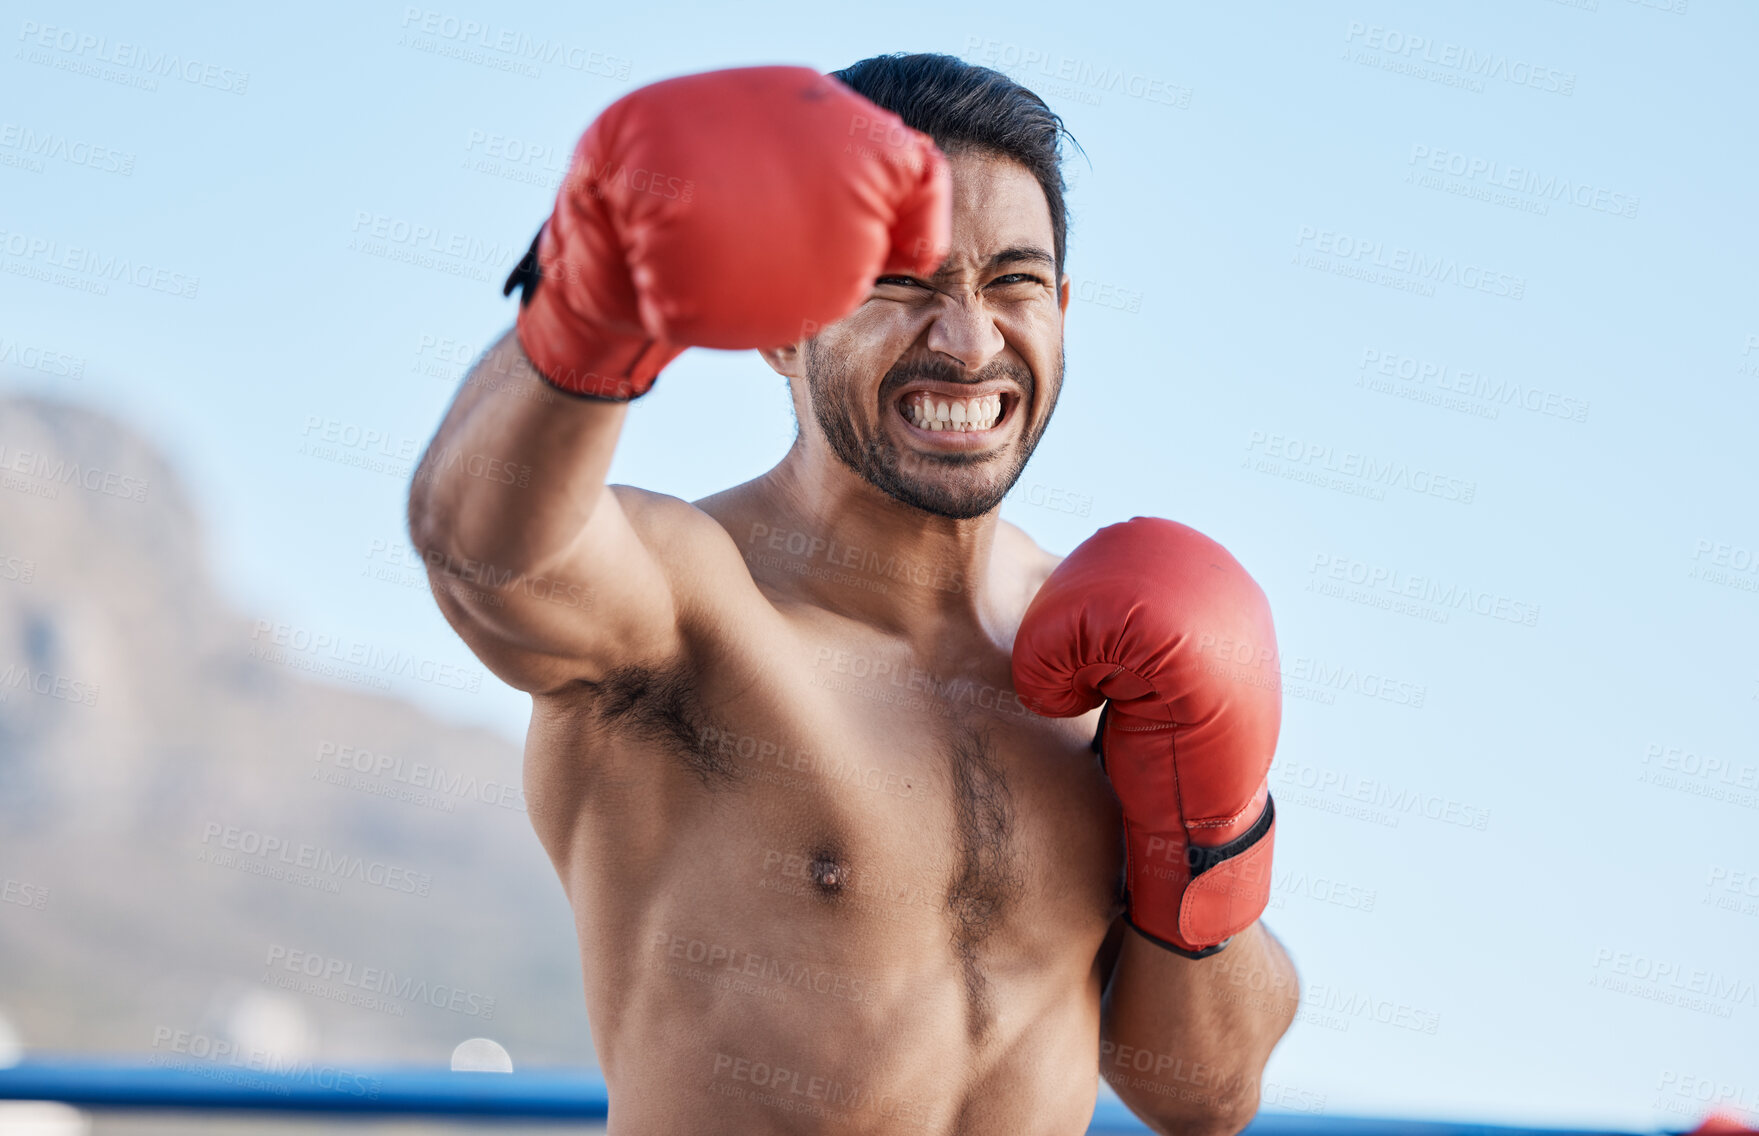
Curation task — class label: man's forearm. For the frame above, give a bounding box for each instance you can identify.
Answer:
[407,329,626,573]
[1100,921,1299,1136]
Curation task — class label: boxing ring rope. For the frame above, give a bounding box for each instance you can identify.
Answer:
[0,1057,1667,1134]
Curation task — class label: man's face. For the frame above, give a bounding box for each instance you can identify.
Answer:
[798,149,1069,520]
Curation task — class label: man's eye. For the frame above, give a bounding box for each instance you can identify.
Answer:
[992,274,1044,287]
[875,276,926,288]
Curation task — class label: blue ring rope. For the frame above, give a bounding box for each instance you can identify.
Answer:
[0,1057,1665,1135]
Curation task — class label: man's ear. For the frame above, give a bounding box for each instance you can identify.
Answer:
[1057,274,1071,316]
[760,341,807,379]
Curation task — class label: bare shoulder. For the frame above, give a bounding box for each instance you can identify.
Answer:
[610,484,734,560]
[607,483,769,628]
[994,517,1067,615]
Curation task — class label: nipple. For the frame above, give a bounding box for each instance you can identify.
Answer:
[807,850,845,895]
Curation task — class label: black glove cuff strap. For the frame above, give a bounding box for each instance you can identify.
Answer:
[1186,794,1275,878]
[1125,917,1231,960]
[532,371,643,404]
[501,222,646,405]
[503,225,544,307]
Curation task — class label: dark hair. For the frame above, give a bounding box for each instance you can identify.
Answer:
[831,52,1075,276]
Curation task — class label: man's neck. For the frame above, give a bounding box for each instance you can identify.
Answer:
[734,442,1010,647]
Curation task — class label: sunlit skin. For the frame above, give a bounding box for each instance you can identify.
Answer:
[409,148,1297,1136]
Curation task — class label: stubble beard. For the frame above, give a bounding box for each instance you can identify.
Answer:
[803,339,1061,521]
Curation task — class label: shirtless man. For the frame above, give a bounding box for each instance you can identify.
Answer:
[408,55,1298,1135]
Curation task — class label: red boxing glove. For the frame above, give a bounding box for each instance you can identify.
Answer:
[1012,517,1281,957]
[504,66,951,400]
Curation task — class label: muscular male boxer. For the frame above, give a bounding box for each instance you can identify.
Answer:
[408,55,1298,1136]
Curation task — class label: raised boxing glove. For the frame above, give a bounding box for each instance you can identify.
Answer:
[1012,517,1281,958]
[504,66,951,400]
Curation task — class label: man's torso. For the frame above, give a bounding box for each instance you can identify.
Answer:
[524,488,1125,1134]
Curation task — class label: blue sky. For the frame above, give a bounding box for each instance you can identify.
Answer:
[4,0,1757,1126]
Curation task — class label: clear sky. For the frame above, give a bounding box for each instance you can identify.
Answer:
[4,0,1756,1127]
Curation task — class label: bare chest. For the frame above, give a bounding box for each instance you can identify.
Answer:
[546,625,1124,1006]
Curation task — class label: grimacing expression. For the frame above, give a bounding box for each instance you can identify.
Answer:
[803,150,1069,520]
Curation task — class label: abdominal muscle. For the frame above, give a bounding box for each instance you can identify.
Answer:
[583,876,1108,1135]
[531,748,1114,1134]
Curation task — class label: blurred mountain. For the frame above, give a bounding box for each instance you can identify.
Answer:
[0,394,590,1069]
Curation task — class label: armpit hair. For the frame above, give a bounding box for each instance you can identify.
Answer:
[582,662,739,788]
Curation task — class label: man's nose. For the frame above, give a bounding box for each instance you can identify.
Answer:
[923,293,1005,373]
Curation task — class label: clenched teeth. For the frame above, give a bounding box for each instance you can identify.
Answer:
[906,392,1003,432]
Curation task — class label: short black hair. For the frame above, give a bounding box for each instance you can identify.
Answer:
[831,52,1075,276]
